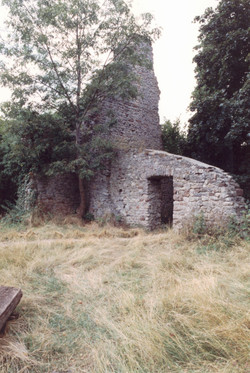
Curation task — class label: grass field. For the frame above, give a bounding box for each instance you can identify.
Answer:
[0,221,249,372]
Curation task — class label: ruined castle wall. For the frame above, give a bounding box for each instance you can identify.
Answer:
[89,150,246,229]
[36,174,80,216]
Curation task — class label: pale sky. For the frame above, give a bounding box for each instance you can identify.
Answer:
[0,0,219,125]
[132,0,218,125]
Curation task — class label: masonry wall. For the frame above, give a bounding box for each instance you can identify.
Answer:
[94,40,162,151]
[35,174,80,216]
[89,150,246,229]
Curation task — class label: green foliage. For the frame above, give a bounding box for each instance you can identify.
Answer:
[1,107,75,179]
[227,209,250,240]
[187,0,250,197]
[84,212,95,222]
[0,175,36,225]
[0,201,25,225]
[191,213,207,237]
[1,103,115,187]
[161,118,187,155]
[96,213,123,227]
[0,0,159,111]
[185,209,249,254]
[0,117,17,209]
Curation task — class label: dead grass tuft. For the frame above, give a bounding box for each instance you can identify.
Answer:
[0,223,249,372]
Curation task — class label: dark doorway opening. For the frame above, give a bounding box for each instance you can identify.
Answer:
[147,176,173,229]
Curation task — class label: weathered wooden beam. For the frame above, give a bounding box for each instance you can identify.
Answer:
[0,286,23,332]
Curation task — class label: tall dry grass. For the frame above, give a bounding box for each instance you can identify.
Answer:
[0,222,249,372]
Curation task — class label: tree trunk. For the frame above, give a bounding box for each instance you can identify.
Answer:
[78,176,86,218]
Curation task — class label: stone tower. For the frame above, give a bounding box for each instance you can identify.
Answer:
[88,39,163,218]
[94,39,162,151]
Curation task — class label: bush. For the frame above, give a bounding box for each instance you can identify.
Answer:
[183,210,249,250]
[0,176,37,226]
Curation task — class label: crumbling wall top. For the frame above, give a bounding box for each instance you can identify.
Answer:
[98,40,162,151]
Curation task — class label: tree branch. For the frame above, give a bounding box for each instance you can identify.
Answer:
[21,2,76,113]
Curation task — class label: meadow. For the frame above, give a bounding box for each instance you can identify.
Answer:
[0,220,249,372]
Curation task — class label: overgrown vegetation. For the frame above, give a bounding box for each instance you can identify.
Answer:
[0,175,37,225]
[0,222,249,372]
[187,0,250,200]
[184,209,250,240]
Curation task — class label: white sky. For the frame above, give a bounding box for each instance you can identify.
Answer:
[0,0,219,125]
[132,0,218,125]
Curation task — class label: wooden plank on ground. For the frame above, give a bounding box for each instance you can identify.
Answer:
[0,286,23,331]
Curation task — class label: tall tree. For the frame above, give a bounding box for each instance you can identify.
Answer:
[0,0,159,216]
[161,118,187,155]
[187,0,250,198]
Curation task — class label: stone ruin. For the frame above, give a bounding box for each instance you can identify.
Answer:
[36,40,246,229]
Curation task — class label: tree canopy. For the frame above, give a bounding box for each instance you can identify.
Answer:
[0,0,159,111]
[187,0,249,198]
[0,0,159,215]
